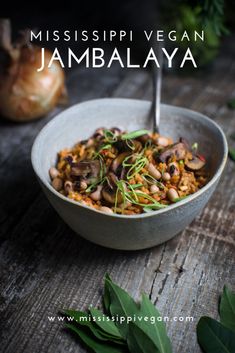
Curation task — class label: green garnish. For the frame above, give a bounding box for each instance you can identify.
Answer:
[125,139,135,150]
[100,144,112,151]
[122,154,148,180]
[85,181,100,193]
[143,204,166,212]
[229,148,235,161]
[192,142,198,151]
[173,196,188,203]
[114,180,166,213]
[93,144,112,160]
[103,129,117,143]
[141,173,165,189]
[121,130,149,140]
[129,183,144,189]
[179,160,184,165]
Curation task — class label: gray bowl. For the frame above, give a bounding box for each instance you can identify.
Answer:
[31,98,227,250]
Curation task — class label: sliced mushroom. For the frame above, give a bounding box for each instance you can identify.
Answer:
[71,160,100,179]
[111,152,130,174]
[179,137,189,149]
[137,134,150,144]
[113,139,142,153]
[108,172,119,187]
[156,142,187,163]
[185,156,205,171]
[102,186,123,204]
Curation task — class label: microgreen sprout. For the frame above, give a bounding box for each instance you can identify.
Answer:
[141,173,165,189]
[121,129,150,140]
[122,154,148,180]
[114,179,167,213]
[103,129,117,143]
[125,139,135,150]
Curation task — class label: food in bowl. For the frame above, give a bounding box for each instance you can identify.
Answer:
[49,128,207,215]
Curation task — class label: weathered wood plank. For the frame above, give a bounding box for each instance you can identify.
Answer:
[0,36,235,353]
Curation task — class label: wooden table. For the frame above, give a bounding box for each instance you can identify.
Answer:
[0,37,235,353]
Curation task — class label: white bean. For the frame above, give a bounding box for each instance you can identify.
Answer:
[147,163,161,180]
[167,188,179,202]
[150,185,159,193]
[49,167,59,179]
[100,206,113,214]
[52,177,63,191]
[162,172,171,181]
[80,180,88,190]
[64,181,73,194]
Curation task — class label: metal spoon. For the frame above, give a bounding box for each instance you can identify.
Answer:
[152,41,163,133]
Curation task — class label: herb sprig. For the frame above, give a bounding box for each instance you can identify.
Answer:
[62,276,235,353]
[63,274,172,353]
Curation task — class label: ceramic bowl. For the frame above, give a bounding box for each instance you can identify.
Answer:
[31,98,227,250]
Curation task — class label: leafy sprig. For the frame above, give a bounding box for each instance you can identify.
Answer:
[63,274,172,353]
[62,275,235,353]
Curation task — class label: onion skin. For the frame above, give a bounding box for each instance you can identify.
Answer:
[0,46,66,122]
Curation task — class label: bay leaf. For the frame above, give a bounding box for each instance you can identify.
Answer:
[220,286,235,332]
[136,294,172,353]
[103,273,112,313]
[127,322,160,353]
[64,309,111,341]
[89,307,123,340]
[66,323,128,353]
[197,316,235,353]
[105,277,139,338]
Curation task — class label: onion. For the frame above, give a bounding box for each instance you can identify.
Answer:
[0,19,67,122]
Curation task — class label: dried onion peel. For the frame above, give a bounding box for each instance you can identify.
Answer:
[0,19,67,122]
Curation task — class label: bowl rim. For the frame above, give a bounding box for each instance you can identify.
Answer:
[31,98,228,219]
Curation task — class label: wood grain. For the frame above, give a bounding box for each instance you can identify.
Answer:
[0,36,235,353]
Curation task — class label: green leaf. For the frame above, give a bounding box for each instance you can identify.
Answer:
[65,324,127,353]
[229,148,235,162]
[121,130,150,140]
[127,322,160,353]
[220,286,235,332]
[136,294,172,353]
[64,310,111,342]
[103,273,112,313]
[89,307,123,340]
[197,316,235,353]
[228,98,235,109]
[105,277,139,338]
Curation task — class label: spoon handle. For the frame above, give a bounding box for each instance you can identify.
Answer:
[152,41,163,133]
